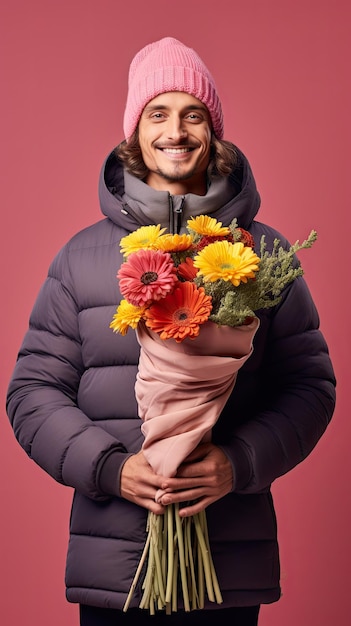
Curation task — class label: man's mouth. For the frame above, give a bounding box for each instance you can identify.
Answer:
[156,146,196,154]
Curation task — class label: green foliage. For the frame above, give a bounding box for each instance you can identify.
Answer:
[197,226,317,326]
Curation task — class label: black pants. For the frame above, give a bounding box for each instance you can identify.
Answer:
[80,605,260,626]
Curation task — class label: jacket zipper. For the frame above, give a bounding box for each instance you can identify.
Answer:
[168,194,185,234]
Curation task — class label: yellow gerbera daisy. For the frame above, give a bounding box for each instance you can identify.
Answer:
[193,240,260,286]
[109,300,146,335]
[120,225,166,257]
[155,233,194,252]
[187,215,230,237]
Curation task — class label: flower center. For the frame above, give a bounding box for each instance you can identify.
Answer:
[141,271,158,284]
[173,308,192,325]
[220,263,234,270]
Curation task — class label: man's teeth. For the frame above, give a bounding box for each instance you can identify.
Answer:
[162,148,191,154]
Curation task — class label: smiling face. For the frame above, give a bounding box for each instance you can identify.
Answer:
[138,92,212,195]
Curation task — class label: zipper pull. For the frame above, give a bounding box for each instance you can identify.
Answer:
[175,196,185,234]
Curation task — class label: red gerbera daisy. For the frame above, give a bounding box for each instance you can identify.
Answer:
[177,257,198,281]
[145,281,212,342]
[235,228,255,248]
[195,233,234,251]
[117,249,178,307]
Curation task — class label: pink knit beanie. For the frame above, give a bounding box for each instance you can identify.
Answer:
[123,37,224,140]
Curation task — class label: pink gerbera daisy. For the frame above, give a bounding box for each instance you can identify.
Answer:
[117,249,178,307]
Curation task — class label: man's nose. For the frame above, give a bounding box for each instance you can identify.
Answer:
[166,115,187,141]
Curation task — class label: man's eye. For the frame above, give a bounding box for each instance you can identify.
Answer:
[151,112,165,119]
[186,113,201,121]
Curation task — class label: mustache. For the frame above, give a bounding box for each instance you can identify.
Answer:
[154,141,199,149]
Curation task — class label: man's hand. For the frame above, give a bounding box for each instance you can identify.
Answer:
[120,443,233,517]
[157,442,233,517]
[120,450,169,514]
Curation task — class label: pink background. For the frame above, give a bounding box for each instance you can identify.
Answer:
[1,1,349,624]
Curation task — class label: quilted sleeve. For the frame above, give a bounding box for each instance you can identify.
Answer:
[220,275,336,493]
[6,243,129,500]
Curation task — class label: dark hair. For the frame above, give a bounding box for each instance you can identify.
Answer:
[115,131,238,180]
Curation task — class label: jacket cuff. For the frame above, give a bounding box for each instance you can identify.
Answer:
[96,449,134,497]
[218,440,252,492]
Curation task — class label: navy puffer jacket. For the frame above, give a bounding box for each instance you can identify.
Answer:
[6,146,336,610]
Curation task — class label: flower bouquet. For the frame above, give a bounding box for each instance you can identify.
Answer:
[110,216,316,614]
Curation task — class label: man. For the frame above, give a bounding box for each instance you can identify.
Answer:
[6,37,336,626]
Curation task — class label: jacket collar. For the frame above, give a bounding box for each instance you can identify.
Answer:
[99,144,261,233]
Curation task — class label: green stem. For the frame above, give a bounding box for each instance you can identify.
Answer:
[197,539,205,609]
[194,512,215,602]
[139,538,154,609]
[123,517,152,612]
[186,516,198,609]
[152,515,165,606]
[175,503,191,611]
[124,507,222,614]
[199,510,223,605]
[172,546,179,612]
[165,504,174,604]
[161,512,167,584]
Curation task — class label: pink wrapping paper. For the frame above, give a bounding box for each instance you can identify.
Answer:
[135,318,260,480]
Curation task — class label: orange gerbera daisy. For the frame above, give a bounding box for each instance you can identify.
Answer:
[187,215,230,237]
[155,233,194,252]
[145,281,212,342]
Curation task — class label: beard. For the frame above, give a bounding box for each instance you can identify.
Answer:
[154,163,202,183]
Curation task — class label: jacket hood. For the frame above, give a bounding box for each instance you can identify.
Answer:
[98,144,261,234]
